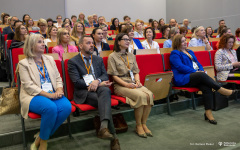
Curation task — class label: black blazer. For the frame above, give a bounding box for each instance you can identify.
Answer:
[94,42,110,56]
[3,26,14,35]
[68,54,108,104]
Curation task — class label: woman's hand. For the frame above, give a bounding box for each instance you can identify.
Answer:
[125,83,137,89]
[232,62,240,68]
[135,80,142,88]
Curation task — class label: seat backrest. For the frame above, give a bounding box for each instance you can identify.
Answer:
[155,33,162,39]
[136,49,159,55]
[211,41,218,50]
[194,51,211,67]
[48,47,53,53]
[4,34,8,42]
[62,52,79,61]
[64,59,74,100]
[160,48,172,54]
[109,45,114,50]
[47,42,57,48]
[210,50,217,66]
[7,40,12,49]
[187,46,205,52]
[154,39,167,43]
[55,60,63,79]
[136,54,164,84]
[99,50,113,57]
[158,43,164,48]
[107,40,115,45]
[12,48,24,82]
[163,53,171,71]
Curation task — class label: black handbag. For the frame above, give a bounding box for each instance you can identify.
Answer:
[212,92,228,111]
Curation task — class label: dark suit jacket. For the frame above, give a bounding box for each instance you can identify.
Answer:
[3,26,14,35]
[68,54,108,104]
[94,42,110,56]
[7,32,14,40]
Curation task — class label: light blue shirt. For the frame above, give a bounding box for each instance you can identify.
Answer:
[163,39,172,48]
[188,38,212,50]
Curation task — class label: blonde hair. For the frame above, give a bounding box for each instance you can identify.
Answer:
[57,28,68,45]
[71,22,85,38]
[24,34,44,58]
[192,26,204,39]
[37,18,47,26]
[87,15,93,20]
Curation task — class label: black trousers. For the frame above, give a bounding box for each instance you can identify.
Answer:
[85,86,116,134]
[183,72,221,110]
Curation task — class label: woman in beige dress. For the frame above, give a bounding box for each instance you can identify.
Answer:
[107,33,154,138]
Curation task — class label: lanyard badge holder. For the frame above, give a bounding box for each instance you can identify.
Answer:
[37,60,53,93]
[81,53,94,86]
[185,52,199,71]
[120,55,135,82]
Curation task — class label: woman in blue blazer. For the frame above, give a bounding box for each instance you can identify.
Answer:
[170,35,237,125]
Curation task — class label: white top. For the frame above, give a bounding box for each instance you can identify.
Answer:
[128,40,139,53]
[141,40,160,53]
[134,31,144,38]
[44,39,52,46]
[54,23,62,28]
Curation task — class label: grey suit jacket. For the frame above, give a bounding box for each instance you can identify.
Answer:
[68,53,108,104]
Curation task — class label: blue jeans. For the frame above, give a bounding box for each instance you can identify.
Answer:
[29,96,72,140]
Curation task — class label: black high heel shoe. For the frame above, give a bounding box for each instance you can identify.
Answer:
[204,113,217,125]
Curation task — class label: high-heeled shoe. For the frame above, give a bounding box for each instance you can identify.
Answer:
[30,132,40,150]
[204,113,217,125]
[135,126,147,138]
[142,123,153,137]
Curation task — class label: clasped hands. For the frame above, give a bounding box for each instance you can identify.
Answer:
[48,88,64,100]
[125,81,142,89]
[87,80,112,92]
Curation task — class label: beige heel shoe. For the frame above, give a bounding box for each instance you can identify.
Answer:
[30,132,40,150]
[142,123,153,137]
[135,124,147,138]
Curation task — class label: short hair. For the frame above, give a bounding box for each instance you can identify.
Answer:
[13,20,22,27]
[218,34,236,49]
[205,26,213,36]
[219,19,225,24]
[192,26,204,39]
[113,33,129,52]
[99,25,108,30]
[169,19,176,23]
[191,26,198,34]
[235,28,240,37]
[71,15,77,19]
[37,18,47,26]
[121,25,133,34]
[56,15,62,20]
[217,25,227,34]
[46,18,53,23]
[24,34,44,58]
[87,15,93,20]
[47,26,57,38]
[14,25,27,41]
[144,27,155,40]
[220,28,230,37]
[168,27,178,39]
[172,34,184,51]
[79,35,92,45]
[160,25,170,35]
[149,19,153,23]
[183,19,188,23]
[123,15,131,21]
[78,12,85,20]
[22,14,30,23]
[57,28,68,45]
[2,13,10,24]
[180,26,188,34]
[71,22,85,38]
[11,16,18,21]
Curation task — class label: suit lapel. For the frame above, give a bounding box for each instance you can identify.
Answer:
[28,57,41,87]
[92,56,98,78]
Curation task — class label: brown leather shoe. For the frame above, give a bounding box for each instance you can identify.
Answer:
[111,138,121,150]
[97,128,114,140]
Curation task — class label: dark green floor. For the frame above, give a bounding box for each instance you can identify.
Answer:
[1,101,240,150]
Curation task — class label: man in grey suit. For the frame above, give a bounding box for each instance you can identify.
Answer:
[68,35,120,150]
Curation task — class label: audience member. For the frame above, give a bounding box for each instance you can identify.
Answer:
[52,28,78,61]
[123,15,131,23]
[46,18,54,27]
[91,28,110,56]
[121,25,143,53]
[188,26,212,50]
[26,18,39,31]
[71,22,85,45]
[94,16,107,27]
[214,19,225,33]
[163,27,180,48]
[170,34,237,125]
[110,18,120,33]
[141,27,160,53]
[108,33,154,138]
[92,14,98,25]
[62,22,72,36]
[2,16,18,35]
[180,26,188,37]
[235,28,240,44]
[100,25,112,43]
[71,15,77,27]
[169,19,177,28]
[54,15,63,28]
[216,25,227,38]
[1,13,10,25]
[158,18,165,28]
[148,18,153,27]
[9,24,28,49]
[68,35,121,150]
[160,25,170,39]
[134,21,144,38]
[44,26,58,46]
[85,15,94,27]
[63,18,72,28]
[22,14,30,25]
[7,20,23,40]
[152,20,160,31]
[78,12,88,25]
[36,18,48,38]
[181,19,191,29]
[205,26,213,40]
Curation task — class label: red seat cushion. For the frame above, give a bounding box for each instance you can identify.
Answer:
[211,41,218,50]
[111,95,126,103]
[155,33,162,39]
[172,87,200,92]
[158,43,163,48]
[219,80,240,84]
[48,47,53,53]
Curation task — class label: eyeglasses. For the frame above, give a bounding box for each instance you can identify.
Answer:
[39,25,46,27]
[63,32,69,35]
[121,38,130,42]
[57,18,62,19]
[20,27,26,30]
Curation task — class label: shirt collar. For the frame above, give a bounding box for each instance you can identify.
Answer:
[80,52,91,59]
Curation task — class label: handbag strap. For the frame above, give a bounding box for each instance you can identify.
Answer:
[11,64,19,88]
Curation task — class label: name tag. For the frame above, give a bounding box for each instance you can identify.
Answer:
[42,82,53,93]
[193,61,199,70]
[83,74,94,86]
[129,70,135,82]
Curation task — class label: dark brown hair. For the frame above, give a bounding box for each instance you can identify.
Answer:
[180,26,188,34]
[113,33,129,52]
[144,27,155,40]
[121,25,133,34]
[14,25,28,41]
[172,34,184,51]
[218,34,236,49]
[235,28,240,37]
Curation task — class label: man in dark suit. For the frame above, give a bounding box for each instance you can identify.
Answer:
[214,19,225,33]
[2,16,18,35]
[68,35,120,150]
[94,16,108,27]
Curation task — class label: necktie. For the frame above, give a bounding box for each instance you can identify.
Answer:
[84,57,92,74]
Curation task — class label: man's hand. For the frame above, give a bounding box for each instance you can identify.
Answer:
[88,80,99,92]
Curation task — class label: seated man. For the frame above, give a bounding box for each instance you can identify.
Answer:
[94,16,107,27]
[68,35,120,150]
[214,19,225,33]
[7,20,23,40]
[2,16,18,35]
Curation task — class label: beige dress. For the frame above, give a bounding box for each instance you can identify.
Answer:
[107,51,154,108]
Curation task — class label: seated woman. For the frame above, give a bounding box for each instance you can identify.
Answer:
[91,27,110,56]
[235,28,240,44]
[163,27,180,48]
[141,27,160,53]
[22,14,30,25]
[52,28,78,61]
[152,20,160,31]
[100,25,113,43]
[36,18,48,39]
[216,25,227,38]
[85,15,94,27]
[63,18,72,28]
[44,26,58,46]
[188,26,212,50]
[180,26,188,38]
[121,25,143,53]
[158,18,165,29]
[133,21,144,38]
[215,34,240,81]
[26,18,39,31]
[46,18,54,28]
[70,22,85,45]
[62,22,72,36]
[160,25,170,39]
[10,24,28,49]
[205,26,213,41]
[54,15,63,28]
[77,12,88,25]
[108,33,154,138]
[170,34,237,125]
[110,18,120,34]
[19,34,72,150]
[1,13,9,25]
